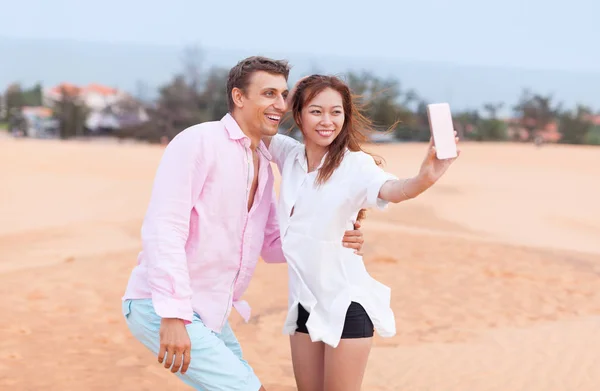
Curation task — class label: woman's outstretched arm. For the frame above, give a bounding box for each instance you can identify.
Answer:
[379,133,460,203]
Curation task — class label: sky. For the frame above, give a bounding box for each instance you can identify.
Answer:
[3,0,599,73]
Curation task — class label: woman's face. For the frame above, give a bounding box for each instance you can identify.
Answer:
[299,87,345,149]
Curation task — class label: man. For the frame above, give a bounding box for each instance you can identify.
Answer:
[121,56,365,390]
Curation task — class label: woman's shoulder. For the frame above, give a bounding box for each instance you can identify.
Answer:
[342,149,379,167]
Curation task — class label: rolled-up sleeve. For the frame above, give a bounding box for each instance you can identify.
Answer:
[141,128,209,323]
[354,152,397,210]
[260,187,285,263]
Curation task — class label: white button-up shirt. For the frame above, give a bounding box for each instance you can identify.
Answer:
[269,134,397,347]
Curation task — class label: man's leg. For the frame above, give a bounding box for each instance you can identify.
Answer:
[217,321,252,369]
[122,299,263,391]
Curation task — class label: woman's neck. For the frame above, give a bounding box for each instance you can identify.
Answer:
[304,142,328,172]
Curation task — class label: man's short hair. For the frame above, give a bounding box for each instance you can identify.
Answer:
[226,56,291,112]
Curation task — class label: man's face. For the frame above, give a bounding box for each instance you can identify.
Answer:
[236,71,289,137]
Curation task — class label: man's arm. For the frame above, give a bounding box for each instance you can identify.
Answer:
[264,133,301,172]
[143,129,208,321]
[260,188,285,263]
[142,128,211,374]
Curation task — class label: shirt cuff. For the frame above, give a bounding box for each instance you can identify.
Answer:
[233,300,251,322]
[367,173,398,210]
[261,243,286,264]
[152,297,194,324]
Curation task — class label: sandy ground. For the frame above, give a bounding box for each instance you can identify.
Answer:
[1,135,599,390]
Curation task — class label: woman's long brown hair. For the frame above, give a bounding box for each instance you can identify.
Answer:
[291,75,388,221]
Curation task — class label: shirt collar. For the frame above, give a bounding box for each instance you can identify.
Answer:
[295,145,327,173]
[221,113,272,161]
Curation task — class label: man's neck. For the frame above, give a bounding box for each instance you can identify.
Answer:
[230,111,260,151]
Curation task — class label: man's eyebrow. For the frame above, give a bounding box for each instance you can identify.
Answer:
[261,87,289,93]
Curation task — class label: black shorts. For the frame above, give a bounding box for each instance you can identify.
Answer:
[295,302,374,339]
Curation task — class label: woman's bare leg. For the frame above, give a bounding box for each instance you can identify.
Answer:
[324,337,372,391]
[290,333,325,391]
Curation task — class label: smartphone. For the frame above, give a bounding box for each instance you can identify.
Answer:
[427,103,457,160]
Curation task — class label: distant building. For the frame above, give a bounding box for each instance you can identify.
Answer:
[20,106,58,138]
[503,113,600,143]
[369,131,396,143]
[43,82,148,134]
[503,117,561,143]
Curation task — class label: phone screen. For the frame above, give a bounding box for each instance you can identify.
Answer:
[427,103,457,159]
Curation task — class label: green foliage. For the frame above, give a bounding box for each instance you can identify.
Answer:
[21,83,43,106]
[2,45,599,146]
[344,71,422,141]
[512,89,561,141]
[558,105,593,145]
[471,119,508,141]
[585,126,600,145]
[50,85,89,139]
[4,83,23,123]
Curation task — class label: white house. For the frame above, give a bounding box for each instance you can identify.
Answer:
[43,83,148,133]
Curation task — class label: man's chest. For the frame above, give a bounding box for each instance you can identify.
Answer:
[247,151,260,210]
[198,148,273,214]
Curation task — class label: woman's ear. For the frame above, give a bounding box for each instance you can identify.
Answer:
[293,110,302,130]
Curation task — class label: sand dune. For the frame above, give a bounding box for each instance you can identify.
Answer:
[1,136,599,390]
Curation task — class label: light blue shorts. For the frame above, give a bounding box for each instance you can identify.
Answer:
[122,299,262,391]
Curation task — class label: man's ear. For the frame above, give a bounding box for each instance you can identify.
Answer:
[231,87,244,109]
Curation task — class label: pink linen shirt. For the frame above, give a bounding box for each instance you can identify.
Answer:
[122,113,285,333]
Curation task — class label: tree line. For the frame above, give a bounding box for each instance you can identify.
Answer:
[2,47,599,145]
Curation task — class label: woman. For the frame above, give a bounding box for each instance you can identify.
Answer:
[265,75,459,391]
